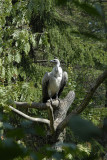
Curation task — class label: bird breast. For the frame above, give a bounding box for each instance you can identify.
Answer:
[52,66,62,77]
[48,76,62,97]
[48,66,62,97]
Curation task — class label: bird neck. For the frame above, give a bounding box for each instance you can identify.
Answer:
[52,63,62,77]
[56,62,60,68]
[55,63,60,72]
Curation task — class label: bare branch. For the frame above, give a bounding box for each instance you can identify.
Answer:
[56,70,107,133]
[14,101,49,110]
[9,105,50,126]
[75,70,107,114]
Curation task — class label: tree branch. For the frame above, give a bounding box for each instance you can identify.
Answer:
[54,91,75,130]
[9,105,50,126]
[9,91,75,136]
[12,101,60,110]
[56,70,107,133]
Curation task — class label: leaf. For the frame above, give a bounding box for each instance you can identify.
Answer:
[30,34,36,47]
[14,53,21,63]
[68,115,101,141]
[0,138,28,160]
[3,122,13,130]
[39,37,42,45]
[0,47,3,53]
[55,0,68,5]
[73,0,103,20]
[0,58,2,66]
[94,3,103,16]
[12,67,18,77]
[1,67,5,78]
[24,43,30,55]
[8,54,13,63]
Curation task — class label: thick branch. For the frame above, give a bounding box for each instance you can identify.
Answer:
[54,91,75,130]
[12,101,60,110]
[13,101,49,110]
[9,105,50,126]
[56,70,107,133]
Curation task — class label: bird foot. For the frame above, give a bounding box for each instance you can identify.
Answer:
[56,97,60,106]
[50,98,53,106]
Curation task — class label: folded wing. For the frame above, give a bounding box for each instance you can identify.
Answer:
[58,71,68,97]
[42,72,50,103]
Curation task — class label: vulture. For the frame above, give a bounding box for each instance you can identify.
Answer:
[42,59,68,103]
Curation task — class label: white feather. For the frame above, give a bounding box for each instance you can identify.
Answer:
[48,65,62,97]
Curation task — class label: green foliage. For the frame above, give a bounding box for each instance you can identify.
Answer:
[28,0,53,17]
[82,107,107,126]
[68,115,101,141]
[0,138,27,160]
[73,0,103,19]
[0,0,107,159]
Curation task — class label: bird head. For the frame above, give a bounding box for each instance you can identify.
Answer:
[50,59,60,66]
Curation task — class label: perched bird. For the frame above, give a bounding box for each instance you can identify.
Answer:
[42,59,68,103]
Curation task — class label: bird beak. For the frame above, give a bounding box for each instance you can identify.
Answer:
[50,60,54,63]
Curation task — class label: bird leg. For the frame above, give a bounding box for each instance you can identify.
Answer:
[48,91,53,105]
[50,97,53,106]
[56,93,60,106]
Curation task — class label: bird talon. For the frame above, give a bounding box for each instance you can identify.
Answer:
[50,98,53,106]
[56,97,60,105]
